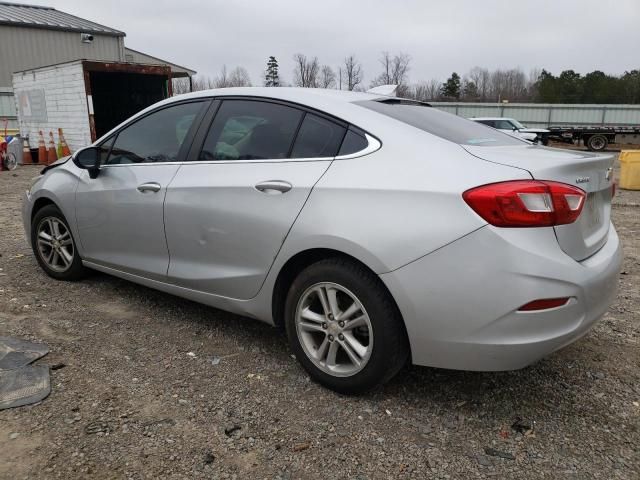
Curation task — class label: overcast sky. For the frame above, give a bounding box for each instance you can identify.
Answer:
[27,0,640,86]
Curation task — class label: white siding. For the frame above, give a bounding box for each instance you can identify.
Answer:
[12,61,91,152]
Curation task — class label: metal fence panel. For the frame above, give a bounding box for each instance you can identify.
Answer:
[431,102,640,127]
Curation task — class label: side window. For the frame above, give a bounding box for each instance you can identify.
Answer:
[199,100,303,161]
[337,130,369,156]
[290,114,346,158]
[495,120,515,130]
[476,120,493,127]
[106,102,203,165]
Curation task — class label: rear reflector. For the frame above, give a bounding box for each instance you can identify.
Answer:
[463,180,586,227]
[518,298,570,311]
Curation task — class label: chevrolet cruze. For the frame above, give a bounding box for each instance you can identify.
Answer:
[23,87,622,393]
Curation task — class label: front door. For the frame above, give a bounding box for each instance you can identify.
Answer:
[164,99,347,299]
[75,101,206,279]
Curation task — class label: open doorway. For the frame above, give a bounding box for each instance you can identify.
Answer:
[87,66,170,139]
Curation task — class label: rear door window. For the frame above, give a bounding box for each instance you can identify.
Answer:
[338,130,369,156]
[199,100,303,160]
[357,101,523,146]
[290,114,346,158]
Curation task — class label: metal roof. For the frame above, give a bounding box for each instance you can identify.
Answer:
[0,2,125,36]
[125,48,197,77]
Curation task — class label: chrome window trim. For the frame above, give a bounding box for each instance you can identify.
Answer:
[334,134,381,160]
[99,158,335,167]
[98,134,379,168]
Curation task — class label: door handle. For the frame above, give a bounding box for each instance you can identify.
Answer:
[137,182,161,193]
[254,180,292,194]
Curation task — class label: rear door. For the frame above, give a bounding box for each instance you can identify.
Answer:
[75,100,206,279]
[164,99,347,299]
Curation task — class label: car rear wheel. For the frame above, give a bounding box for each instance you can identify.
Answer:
[31,204,87,281]
[284,258,409,394]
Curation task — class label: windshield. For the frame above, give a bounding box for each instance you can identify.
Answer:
[356,101,524,146]
[510,119,526,129]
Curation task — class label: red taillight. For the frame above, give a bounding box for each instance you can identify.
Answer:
[463,180,586,227]
[518,297,570,311]
[611,182,616,198]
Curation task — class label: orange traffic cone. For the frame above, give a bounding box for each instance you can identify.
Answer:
[37,131,47,164]
[57,128,71,157]
[47,131,57,165]
[22,137,32,164]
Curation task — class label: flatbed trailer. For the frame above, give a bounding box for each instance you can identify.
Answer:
[548,125,640,152]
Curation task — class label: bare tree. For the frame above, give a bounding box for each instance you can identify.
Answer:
[228,66,251,87]
[487,68,527,102]
[293,53,320,88]
[319,65,336,88]
[172,77,192,95]
[212,65,230,88]
[371,51,411,95]
[466,67,490,101]
[409,79,441,102]
[205,65,253,88]
[342,55,363,91]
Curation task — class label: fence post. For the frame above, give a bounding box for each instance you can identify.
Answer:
[601,106,607,125]
[547,106,552,127]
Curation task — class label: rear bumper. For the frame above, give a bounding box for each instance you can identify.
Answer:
[380,224,622,371]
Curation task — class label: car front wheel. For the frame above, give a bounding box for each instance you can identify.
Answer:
[31,204,87,281]
[285,258,409,394]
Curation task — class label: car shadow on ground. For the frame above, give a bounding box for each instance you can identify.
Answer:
[78,269,594,416]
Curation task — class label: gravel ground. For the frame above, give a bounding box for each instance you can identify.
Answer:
[0,155,638,479]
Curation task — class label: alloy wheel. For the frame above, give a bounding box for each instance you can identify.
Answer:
[36,217,74,272]
[295,282,373,377]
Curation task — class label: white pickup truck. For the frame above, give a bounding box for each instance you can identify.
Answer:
[471,117,550,145]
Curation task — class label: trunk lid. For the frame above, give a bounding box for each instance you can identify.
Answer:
[463,144,614,261]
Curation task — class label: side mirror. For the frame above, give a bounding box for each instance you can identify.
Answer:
[75,147,101,179]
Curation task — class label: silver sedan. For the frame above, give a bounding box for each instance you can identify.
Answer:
[23,88,622,393]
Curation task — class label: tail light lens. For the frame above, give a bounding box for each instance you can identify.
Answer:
[463,180,586,227]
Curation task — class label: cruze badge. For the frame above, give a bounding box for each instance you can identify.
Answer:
[576,177,590,184]
[605,168,613,181]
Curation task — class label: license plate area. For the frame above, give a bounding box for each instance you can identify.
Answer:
[584,193,601,229]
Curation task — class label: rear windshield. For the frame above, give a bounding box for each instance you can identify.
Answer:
[355,100,524,146]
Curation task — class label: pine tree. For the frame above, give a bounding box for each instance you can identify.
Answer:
[441,72,461,99]
[265,56,280,87]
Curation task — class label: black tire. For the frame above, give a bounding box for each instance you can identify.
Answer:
[284,258,409,394]
[31,204,87,281]
[586,134,608,152]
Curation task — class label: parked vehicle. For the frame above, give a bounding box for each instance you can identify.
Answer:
[471,117,550,144]
[547,125,640,151]
[23,88,621,393]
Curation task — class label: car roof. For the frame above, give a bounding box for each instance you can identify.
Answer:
[94,87,400,145]
[171,87,381,108]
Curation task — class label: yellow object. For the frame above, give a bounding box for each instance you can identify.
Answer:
[619,150,640,190]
